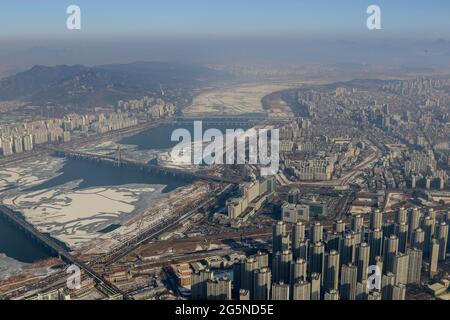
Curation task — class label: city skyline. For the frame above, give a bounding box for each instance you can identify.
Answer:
[0,0,449,306]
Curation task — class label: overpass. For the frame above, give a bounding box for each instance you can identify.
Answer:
[52,148,241,185]
[0,205,132,300]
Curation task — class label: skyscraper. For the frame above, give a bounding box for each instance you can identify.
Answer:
[333,220,345,234]
[412,228,425,251]
[309,242,325,280]
[356,281,369,300]
[357,242,370,282]
[370,209,383,230]
[428,208,436,220]
[191,268,213,300]
[325,231,341,252]
[406,248,423,284]
[341,234,356,265]
[252,267,271,300]
[280,250,292,284]
[395,222,409,254]
[395,207,408,225]
[291,258,307,284]
[254,251,269,269]
[291,221,305,258]
[422,216,435,258]
[324,289,340,300]
[296,240,309,261]
[310,273,321,300]
[351,215,364,233]
[381,272,395,300]
[392,284,406,300]
[351,215,365,244]
[273,221,286,253]
[206,277,232,300]
[340,263,357,300]
[271,282,289,300]
[325,250,340,292]
[408,208,421,244]
[369,229,383,264]
[292,280,311,300]
[233,259,245,292]
[311,223,324,243]
[429,239,440,278]
[392,253,410,285]
[437,222,448,261]
[383,235,399,273]
[272,252,281,283]
[242,257,257,291]
[383,220,395,239]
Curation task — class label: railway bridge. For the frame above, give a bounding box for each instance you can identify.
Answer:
[52,148,241,185]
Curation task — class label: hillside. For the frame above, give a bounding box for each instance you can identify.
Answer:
[0,62,230,110]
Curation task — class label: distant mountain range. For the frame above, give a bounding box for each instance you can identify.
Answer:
[0,61,229,109]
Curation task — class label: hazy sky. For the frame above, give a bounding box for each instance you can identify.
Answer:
[1,0,450,39]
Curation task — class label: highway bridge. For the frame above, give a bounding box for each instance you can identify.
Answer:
[0,205,132,300]
[52,148,241,185]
